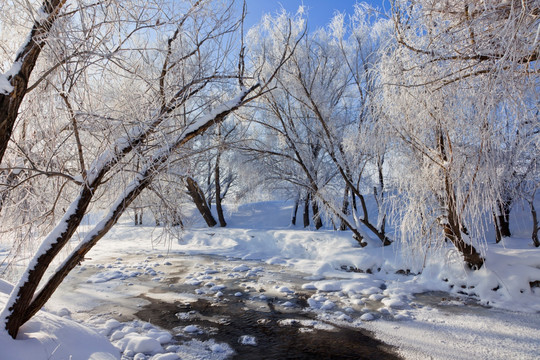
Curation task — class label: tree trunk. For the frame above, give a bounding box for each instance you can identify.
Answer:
[357,194,391,246]
[214,153,227,227]
[303,193,310,228]
[339,186,350,231]
[494,199,512,243]
[291,193,300,226]
[311,195,323,230]
[531,199,539,248]
[171,209,184,228]
[185,176,217,227]
[437,129,483,269]
[134,208,143,225]
[0,0,67,166]
[443,174,484,269]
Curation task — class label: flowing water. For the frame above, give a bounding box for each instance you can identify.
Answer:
[136,262,400,359]
[57,253,401,359]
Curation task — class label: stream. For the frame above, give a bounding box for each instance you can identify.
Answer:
[54,252,401,359]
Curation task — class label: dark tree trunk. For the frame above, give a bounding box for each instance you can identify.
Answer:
[291,193,300,226]
[0,0,66,166]
[436,128,483,269]
[214,153,227,227]
[185,176,217,227]
[206,160,213,210]
[171,209,184,228]
[494,199,512,243]
[357,194,391,246]
[303,193,310,228]
[531,199,539,248]
[311,195,323,230]
[443,175,484,269]
[339,186,350,231]
[374,153,386,237]
[134,208,143,225]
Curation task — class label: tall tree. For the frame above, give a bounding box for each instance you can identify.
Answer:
[381,0,539,267]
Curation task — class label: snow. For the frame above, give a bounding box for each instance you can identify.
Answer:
[360,313,375,321]
[183,325,199,333]
[0,74,13,95]
[0,61,21,95]
[0,192,83,334]
[238,335,257,346]
[0,201,539,359]
[0,280,119,360]
[115,334,162,354]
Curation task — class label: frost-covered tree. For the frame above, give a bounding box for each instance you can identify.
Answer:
[0,0,299,339]
[245,6,393,244]
[381,0,539,267]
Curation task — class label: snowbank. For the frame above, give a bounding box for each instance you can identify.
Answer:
[0,280,119,360]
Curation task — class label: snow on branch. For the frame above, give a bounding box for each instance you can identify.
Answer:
[12,84,260,328]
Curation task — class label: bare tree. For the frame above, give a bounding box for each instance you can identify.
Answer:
[245,7,392,244]
[0,0,300,338]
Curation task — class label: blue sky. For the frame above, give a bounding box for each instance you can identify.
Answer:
[243,0,388,29]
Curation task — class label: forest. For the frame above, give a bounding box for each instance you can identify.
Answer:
[0,1,538,359]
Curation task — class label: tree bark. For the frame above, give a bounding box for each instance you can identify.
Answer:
[291,193,300,226]
[443,174,484,269]
[185,176,217,227]
[311,195,323,230]
[171,209,184,228]
[214,152,227,227]
[494,199,512,243]
[436,128,483,268]
[339,186,350,231]
[0,0,67,166]
[531,199,539,248]
[134,208,143,225]
[303,193,310,228]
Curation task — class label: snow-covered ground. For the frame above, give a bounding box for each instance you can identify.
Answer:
[1,201,540,359]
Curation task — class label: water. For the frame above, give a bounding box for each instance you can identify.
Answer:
[136,265,400,359]
[54,253,401,359]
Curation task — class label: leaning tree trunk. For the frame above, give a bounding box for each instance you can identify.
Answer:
[0,0,67,166]
[1,84,260,338]
[185,176,217,227]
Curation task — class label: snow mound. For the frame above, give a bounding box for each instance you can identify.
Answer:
[0,280,119,360]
